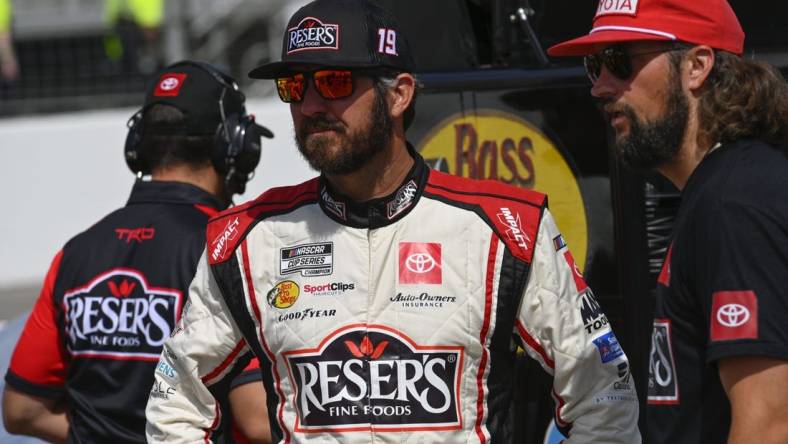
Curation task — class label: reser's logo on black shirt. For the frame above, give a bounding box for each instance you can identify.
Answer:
[284,326,463,432]
[64,269,182,360]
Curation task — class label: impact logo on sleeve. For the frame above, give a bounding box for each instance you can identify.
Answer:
[497,207,532,251]
[287,17,339,54]
[648,319,679,404]
[398,242,442,284]
[710,291,758,341]
[211,217,240,261]
[280,242,334,277]
[63,269,183,360]
[283,324,463,432]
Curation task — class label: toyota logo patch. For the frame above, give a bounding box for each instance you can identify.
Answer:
[154,73,187,97]
[710,290,758,341]
[405,253,437,274]
[399,242,442,284]
[716,303,750,327]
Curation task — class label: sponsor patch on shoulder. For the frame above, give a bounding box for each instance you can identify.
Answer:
[280,242,334,277]
[593,331,624,363]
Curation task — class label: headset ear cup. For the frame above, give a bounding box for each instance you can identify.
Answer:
[235,116,263,175]
[124,112,148,175]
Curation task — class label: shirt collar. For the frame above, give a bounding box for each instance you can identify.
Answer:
[317,144,429,229]
[127,180,226,211]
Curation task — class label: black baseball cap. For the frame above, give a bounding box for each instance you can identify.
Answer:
[249,0,414,79]
[142,61,272,138]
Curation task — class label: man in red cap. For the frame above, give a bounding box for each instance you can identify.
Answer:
[550,1,788,443]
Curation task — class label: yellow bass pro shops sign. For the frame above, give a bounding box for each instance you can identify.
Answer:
[418,110,588,271]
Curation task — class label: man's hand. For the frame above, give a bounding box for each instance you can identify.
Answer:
[719,356,788,444]
[2,385,69,443]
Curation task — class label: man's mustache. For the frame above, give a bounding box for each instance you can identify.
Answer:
[299,116,345,134]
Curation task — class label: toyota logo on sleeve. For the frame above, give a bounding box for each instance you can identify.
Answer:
[710,290,758,341]
[716,303,750,327]
[399,242,442,284]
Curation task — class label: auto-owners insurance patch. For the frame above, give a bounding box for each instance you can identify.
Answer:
[280,242,334,277]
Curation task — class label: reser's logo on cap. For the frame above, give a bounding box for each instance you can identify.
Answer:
[287,17,339,54]
[284,325,463,432]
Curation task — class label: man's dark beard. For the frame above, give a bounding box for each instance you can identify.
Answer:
[612,76,689,172]
[295,88,393,175]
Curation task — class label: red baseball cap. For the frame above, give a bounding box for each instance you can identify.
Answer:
[548,0,744,56]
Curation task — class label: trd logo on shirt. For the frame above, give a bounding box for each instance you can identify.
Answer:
[284,325,463,432]
[287,17,339,54]
[648,319,679,404]
[64,269,182,361]
[115,227,155,244]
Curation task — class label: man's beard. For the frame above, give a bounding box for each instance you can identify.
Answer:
[295,89,393,175]
[611,76,689,172]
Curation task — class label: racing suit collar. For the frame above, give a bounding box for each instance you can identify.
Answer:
[126,180,226,211]
[318,143,429,229]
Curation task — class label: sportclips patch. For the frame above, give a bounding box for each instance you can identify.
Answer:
[280,242,333,277]
[63,269,182,360]
[287,17,339,54]
[284,325,464,432]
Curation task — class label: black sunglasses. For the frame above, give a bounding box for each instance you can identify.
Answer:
[583,44,683,83]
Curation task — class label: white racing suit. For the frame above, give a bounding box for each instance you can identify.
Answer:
[146,152,640,443]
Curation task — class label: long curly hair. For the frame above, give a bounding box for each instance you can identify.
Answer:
[694,51,788,146]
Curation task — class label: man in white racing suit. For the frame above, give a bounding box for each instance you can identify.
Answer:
[145,0,641,442]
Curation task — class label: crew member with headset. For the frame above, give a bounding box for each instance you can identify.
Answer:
[2,60,272,444]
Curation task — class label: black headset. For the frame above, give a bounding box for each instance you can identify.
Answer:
[124,61,272,195]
